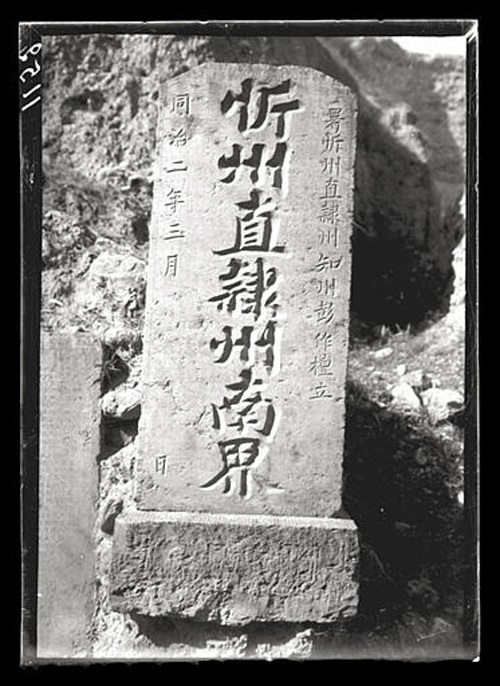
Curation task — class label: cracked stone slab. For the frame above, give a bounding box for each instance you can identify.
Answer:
[38,333,101,658]
[110,510,359,625]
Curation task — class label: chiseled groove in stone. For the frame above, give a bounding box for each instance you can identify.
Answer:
[110,511,359,625]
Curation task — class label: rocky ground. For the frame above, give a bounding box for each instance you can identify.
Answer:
[40,33,472,660]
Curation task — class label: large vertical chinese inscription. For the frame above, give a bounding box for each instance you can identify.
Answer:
[203,77,301,500]
[136,65,356,517]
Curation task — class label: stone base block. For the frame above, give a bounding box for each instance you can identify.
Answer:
[110,511,359,625]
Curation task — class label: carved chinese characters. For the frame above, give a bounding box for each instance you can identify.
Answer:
[204,78,302,498]
[136,64,356,517]
[310,103,348,401]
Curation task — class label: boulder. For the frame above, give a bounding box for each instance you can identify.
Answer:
[420,387,464,424]
[101,387,141,421]
[390,382,422,413]
[371,346,393,360]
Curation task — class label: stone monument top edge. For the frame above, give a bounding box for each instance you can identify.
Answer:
[40,330,103,351]
[161,62,358,103]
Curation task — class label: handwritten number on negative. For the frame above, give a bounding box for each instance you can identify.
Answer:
[19,43,42,113]
[20,59,40,83]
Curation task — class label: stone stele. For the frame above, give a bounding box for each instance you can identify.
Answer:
[111,63,359,625]
[38,333,101,657]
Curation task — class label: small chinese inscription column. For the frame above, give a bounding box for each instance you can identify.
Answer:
[111,64,359,626]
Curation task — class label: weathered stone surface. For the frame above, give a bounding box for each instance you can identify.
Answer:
[108,63,359,629]
[38,333,101,658]
[390,382,422,413]
[110,511,358,625]
[136,63,356,517]
[101,386,141,420]
[73,250,146,322]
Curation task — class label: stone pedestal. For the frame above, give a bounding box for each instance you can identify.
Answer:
[110,511,358,625]
[111,63,359,625]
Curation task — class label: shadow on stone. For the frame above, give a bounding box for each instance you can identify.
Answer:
[130,613,350,658]
[99,418,138,462]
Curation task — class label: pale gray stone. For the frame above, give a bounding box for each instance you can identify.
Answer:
[38,333,101,658]
[110,511,359,625]
[86,251,144,290]
[101,387,141,420]
[390,382,422,412]
[136,63,357,517]
[111,63,359,627]
[72,251,146,323]
[371,346,393,359]
[421,387,463,424]
[101,498,124,534]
